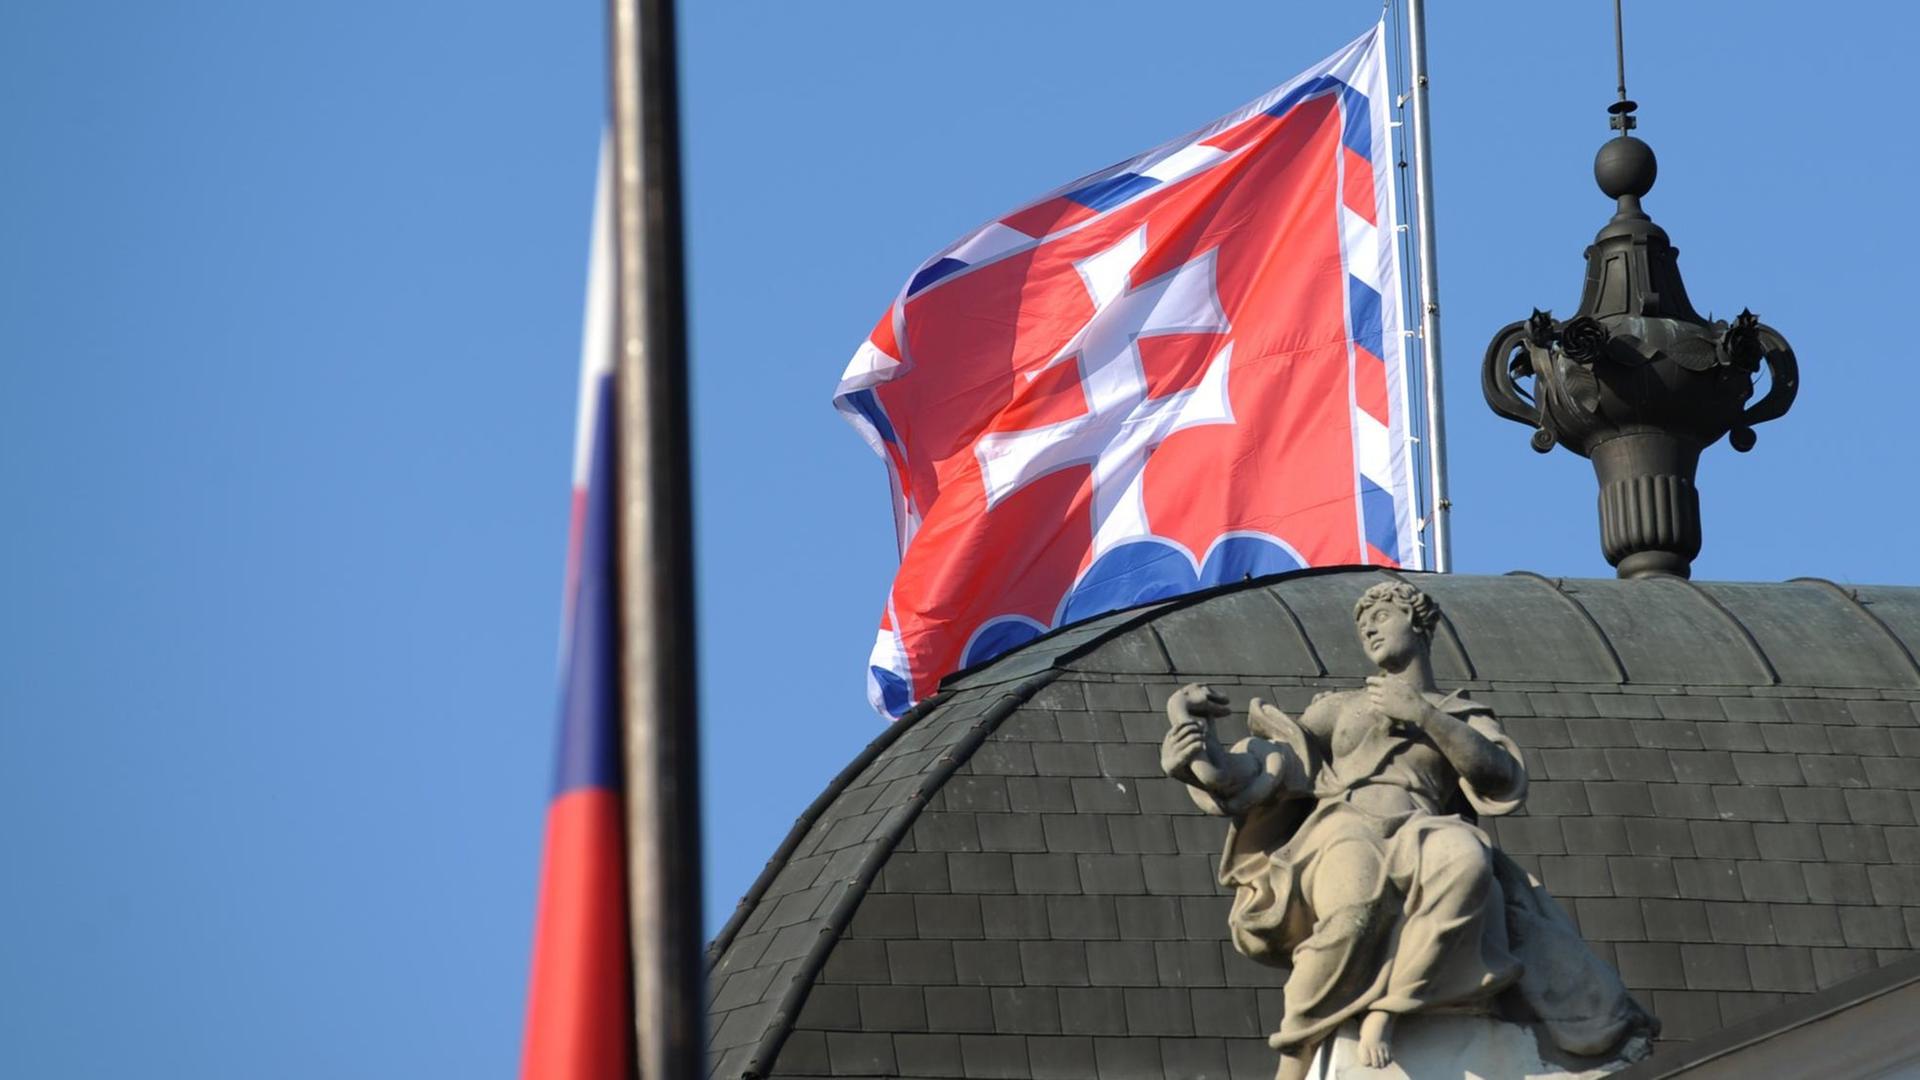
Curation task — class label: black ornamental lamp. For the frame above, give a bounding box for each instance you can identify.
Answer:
[1481,64,1798,579]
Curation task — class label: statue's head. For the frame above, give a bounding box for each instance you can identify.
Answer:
[1353,581,1438,673]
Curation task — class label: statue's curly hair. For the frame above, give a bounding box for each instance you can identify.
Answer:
[1353,580,1439,635]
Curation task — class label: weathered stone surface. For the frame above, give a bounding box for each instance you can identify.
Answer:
[1312,1013,1641,1079]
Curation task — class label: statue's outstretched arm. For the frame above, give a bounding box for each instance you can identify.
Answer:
[1162,684,1312,817]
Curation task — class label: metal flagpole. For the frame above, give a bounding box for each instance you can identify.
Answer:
[1404,0,1453,571]
[607,0,705,1074]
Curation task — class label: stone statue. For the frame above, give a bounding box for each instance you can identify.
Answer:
[1161,581,1655,1079]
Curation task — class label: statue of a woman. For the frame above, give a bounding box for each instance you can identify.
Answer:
[1161,581,1652,1078]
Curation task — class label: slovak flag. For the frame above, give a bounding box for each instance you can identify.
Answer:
[522,150,631,1080]
[835,23,1420,720]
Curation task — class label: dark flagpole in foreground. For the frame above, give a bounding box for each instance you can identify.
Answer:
[607,0,705,1075]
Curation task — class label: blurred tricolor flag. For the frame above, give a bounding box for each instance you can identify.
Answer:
[521,150,631,1080]
[835,24,1420,720]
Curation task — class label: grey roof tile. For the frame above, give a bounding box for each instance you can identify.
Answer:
[1680,943,1752,991]
[1818,824,1889,864]
[1115,896,1185,940]
[1801,754,1870,788]
[1086,941,1158,987]
[1154,941,1226,987]
[1715,990,1787,1026]
[1106,815,1176,855]
[1607,748,1677,782]
[1160,1037,1231,1078]
[977,812,1046,853]
[1804,863,1876,906]
[1668,751,1738,785]
[1056,711,1125,744]
[1506,716,1572,748]
[1038,816,1109,855]
[1632,719,1705,750]
[1091,1036,1165,1079]
[893,1033,964,1077]
[772,1030,830,1074]
[1005,777,1072,814]
[1650,783,1717,820]
[980,895,1049,940]
[1865,756,1920,789]
[923,986,996,1033]
[1227,1038,1281,1080]
[914,812,983,853]
[946,850,1012,892]
[1541,748,1610,781]
[1189,989,1262,1039]
[885,852,954,894]
[953,940,1023,987]
[916,895,985,939]
[1840,905,1910,948]
[1720,697,1788,723]
[1731,752,1806,786]
[1640,898,1712,943]
[959,1033,1030,1078]
[1843,788,1915,826]
[1046,896,1120,940]
[1530,691,1598,717]
[1615,941,1686,989]
[1702,902,1776,945]
[1689,821,1758,860]
[1574,897,1647,941]
[1070,777,1139,814]
[1489,815,1565,855]
[1583,781,1655,817]
[1609,856,1680,898]
[1077,854,1146,895]
[888,941,957,986]
[1012,853,1083,895]
[1018,941,1089,987]
[1541,855,1614,897]
[1780,786,1851,823]
[990,987,1062,1035]
[942,775,1011,813]
[1057,988,1127,1036]
[1770,903,1845,946]
[1527,780,1592,816]
[1562,816,1630,855]
[1811,946,1878,988]
[1697,722,1766,751]
[1025,1035,1097,1080]
[1753,823,1824,862]
[1745,945,1815,992]
[1738,861,1810,903]
[1626,818,1694,857]
[1649,990,1721,1040]
[1675,859,1745,901]
[1594,693,1665,719]
[1712,785,1786,822]
[1083,682,1149,711]
[1123,988,1195,1036]
[858,985,929,1032]
[1759,725,1832,754]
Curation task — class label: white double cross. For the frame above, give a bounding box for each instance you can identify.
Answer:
[975,226,1236,558]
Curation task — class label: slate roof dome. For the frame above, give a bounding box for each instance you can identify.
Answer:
[705,568,1920,1080]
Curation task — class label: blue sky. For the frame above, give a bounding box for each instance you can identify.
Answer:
[3,1,1915,1076]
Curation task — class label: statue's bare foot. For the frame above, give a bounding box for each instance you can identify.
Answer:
[1357,1010,1394,1068]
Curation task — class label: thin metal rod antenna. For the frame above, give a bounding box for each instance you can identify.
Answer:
[1614,0,1628,105]
[607,0,705,1075]
[1405,0,1452,571]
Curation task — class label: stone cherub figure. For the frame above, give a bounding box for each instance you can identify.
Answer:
[1161,581,1653,1078]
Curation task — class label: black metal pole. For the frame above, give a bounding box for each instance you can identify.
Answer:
[606,0,704,1075]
